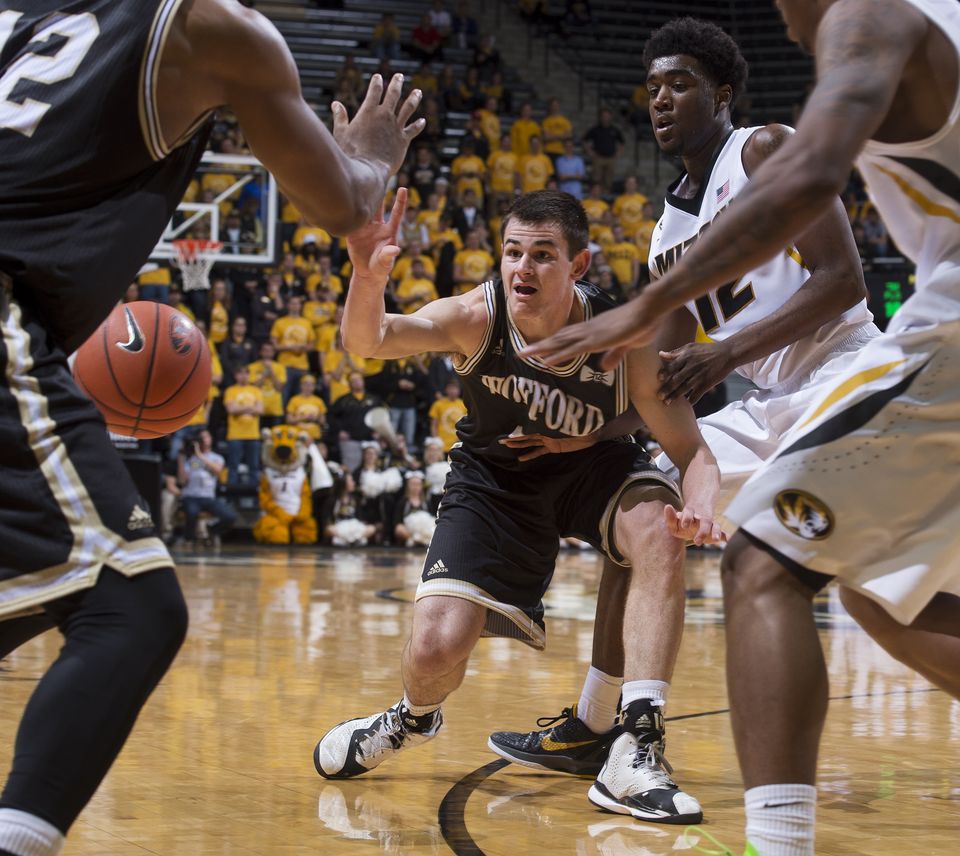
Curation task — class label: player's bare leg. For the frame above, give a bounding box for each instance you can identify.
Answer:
[722,532,824,855]
[586,491,703,824]
[593,558,627,677]
[839,588,960,698]
[314,596,485,779]
[401,596,487,705]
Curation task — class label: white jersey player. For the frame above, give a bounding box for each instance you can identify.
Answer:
[651,124,879,513]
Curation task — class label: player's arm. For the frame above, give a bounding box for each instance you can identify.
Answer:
[657,124,867,404]
[168,0,423,235]
[627,347,724,545]
[523,0,926,363]
[341,190,487,360]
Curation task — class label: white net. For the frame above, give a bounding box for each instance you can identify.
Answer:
[173,240,222,292]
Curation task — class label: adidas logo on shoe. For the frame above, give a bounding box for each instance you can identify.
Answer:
[127,504,154,531]
[426,559,449,576]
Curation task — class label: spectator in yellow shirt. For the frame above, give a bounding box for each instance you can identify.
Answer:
[428,380,468,451]
[604,223,642,294]
[305,253,344,298]
[478,96,501,152]
[517,136,554,193]
[394,258,440,314]
[391,241,436,286]
[453,230,496,295]
[270,294,316,404]
[324,330,367,404]
[291,223,333,254]
[632,200,658,281]
[589,207,615,246]
[223,364,264,485]
[612,175,649,235]
[451,138,486,206]
[286,374,328,441]
[541,97,573,161]
[248,341,288,429]
[581,181,610,224]
[486,133,519,200]
[416,192,445,246]
[510,101,541,157]
[206,278,230,345]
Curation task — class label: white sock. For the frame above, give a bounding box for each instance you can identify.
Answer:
[621,679,669,710]
[577,666,622,733]
[0,808,65,856]
[401,694,440,718]
[744,783,816,856]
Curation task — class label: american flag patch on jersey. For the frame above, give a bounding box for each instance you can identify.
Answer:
[716,180,730,202]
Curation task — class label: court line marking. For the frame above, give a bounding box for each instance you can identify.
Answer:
[438,686,943,856]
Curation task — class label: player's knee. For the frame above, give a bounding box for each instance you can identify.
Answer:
[129,568,189,667]
[721,532,813,605]
[615,498,683,570]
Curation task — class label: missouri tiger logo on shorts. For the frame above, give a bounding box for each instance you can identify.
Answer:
[774,490,834,540]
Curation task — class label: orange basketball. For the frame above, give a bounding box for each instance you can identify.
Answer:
[73,301,212,439]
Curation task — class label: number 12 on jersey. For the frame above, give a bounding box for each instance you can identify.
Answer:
[0,10,99,138]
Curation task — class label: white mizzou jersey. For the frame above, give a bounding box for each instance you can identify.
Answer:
[856,0,960,325]
[649,126,873,390]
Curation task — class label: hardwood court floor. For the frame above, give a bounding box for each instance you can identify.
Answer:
[1,546,958,855]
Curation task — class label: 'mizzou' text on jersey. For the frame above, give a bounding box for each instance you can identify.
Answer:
[479,373,606,436]
[651,202,729,279]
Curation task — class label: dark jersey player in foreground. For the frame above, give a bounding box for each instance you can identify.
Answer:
[314,189,724,825]
[0,0,422,853]
[525,1,960,854]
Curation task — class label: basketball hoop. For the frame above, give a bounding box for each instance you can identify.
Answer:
[172,239,222,292]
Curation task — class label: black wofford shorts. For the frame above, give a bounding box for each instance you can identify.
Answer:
[417,441,680,649]
[0,292,171,620]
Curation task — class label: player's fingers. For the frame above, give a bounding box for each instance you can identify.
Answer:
[397,88,423,125]
[712,521,727,544]
[499,435,542,447]
[663,505,680,535]
[516,447,548,462]
[331,102,349,136]
[403,117,427,141]
[389,188,407,234]
[360,74,384,111]
[658,349,679,362]
[694,516,713,547]
[382,73,405,112]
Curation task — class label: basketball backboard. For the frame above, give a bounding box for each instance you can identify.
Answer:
[150,152,278,266]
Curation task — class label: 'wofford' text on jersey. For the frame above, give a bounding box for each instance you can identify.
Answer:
[478,372,606,436]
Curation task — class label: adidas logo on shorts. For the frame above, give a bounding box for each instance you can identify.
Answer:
[127,504,154,531]
[426,559,449,576]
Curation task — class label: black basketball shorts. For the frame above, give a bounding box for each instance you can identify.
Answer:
[0,291,171,620]
[416,440,681,649]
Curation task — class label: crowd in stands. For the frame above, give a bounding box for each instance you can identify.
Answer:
[130,0,904,550]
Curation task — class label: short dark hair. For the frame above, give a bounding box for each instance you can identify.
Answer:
[501,190,588,258]
[643,17,748,100]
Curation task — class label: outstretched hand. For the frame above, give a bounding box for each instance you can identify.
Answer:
[519,294,664,370]
[332,73,425,175]
[346,188,407,280]
[664,504,727,547]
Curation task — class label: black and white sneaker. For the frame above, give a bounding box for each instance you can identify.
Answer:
[587,701,702,824]
[313,701,442,779]
[487,704,619,776]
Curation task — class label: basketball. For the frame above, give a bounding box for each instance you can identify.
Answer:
[73,301,212,439]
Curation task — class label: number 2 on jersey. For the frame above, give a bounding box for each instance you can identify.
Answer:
[693,279,756,334]
[0,10,99,138]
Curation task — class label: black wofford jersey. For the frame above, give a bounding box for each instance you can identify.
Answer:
[455,279,630,470]
[0,0,210,353]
